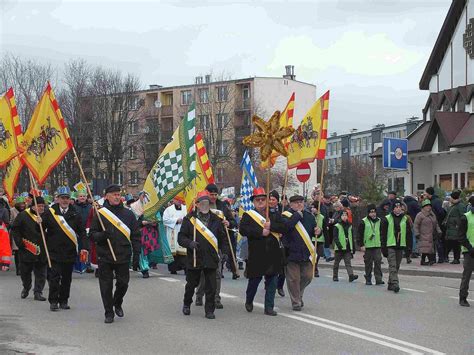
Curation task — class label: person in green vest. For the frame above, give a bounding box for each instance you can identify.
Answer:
[457,196,474,307]
[312,202,327,278]
[381,199,412,293]
[357,204,384,286]
[332,211,358,282]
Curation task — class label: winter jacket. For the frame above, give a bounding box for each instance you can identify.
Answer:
[429,194,446,225]
[11,208,47,263]
[403,196,421,222]
[333,220,355,253]
[74,201,93,228]
[281,209,316,263]
[443,200,466,241]
[380,212,413,251]
[213,199,237,230]
[414,210,440,254]
[90,201,141,265]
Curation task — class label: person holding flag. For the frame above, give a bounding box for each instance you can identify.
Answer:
[163,198,187,274]
[178,190,228,320]
[42,186,88,311]
[90,184,141,324]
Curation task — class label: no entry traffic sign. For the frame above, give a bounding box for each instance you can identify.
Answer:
[296,163,311,183]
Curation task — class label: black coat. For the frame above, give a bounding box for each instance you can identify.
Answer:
[239,209,287,278]
[178,211,228,270]
[281,209,315,263]
[403,196,421,222]
[214,199,237,229]
[42,204,87,263]
[11,208,47,263]
[90,201,141,264]
[380,212,413,251]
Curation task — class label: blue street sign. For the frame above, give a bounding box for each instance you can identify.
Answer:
[383,137,408,170]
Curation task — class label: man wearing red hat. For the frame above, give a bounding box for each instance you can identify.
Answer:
[239,187,290,316]
[178,190,229,319]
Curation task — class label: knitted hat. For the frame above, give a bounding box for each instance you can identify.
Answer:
[269,190,280,201]
[450,190,461,200]
[205,183,219,194]
[367,204,377,213]
[421,199,431,208]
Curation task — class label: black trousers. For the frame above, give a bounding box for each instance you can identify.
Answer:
[459,252,473,299]
[20,261,47,294]
[48,261,74,304]
[315,242,325,272]
[445,240,461,261]
[98,261,130,317]
[184,268,216,314]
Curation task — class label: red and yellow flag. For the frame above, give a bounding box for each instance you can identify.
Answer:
[21,82,73,185]
[0,88,24,167]
[176,134,215,213]
[2,156,24,201]
[261,92,295,169]
[287,91,329,169]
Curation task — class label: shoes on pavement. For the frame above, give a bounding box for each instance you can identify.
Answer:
[115,306,124,317]
[277,288,285,297]
[325,257,335,262]
[300,300,304,308]
[459,297,470,307]
[59,303,70,310]
[393,286,400,293]
[170,271,177,275]
[406,258,412,264]
[314,270,319,278]
[142,271,150,278]
[364,275,372,285]
[195,297,203,306]
[104,315,114,324]
[34,293,46,301]
[349,274,358,282]
[215,301,223,309]
[437,260,444,264]
[333,276,339,282]
[420,261,429,266]
[85,267,94,274]
[182,305,191,315]
[264,309,277,316]
[205,312,215,319]
[50,303,59,311]
[375,280,385,285]
[451,259,460,264]
[387,284,394,291]
[21,288,29,299]
[428,261,435,266]
[410,253,419,259]
[292,305,302,311]
[245,303,253,312]
[232,273,240,280]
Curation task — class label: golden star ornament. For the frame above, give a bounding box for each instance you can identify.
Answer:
[242,111,295,164]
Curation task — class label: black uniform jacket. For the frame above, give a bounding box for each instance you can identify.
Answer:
[11,208,47,264]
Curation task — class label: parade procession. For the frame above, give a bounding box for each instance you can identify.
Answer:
[1,0,474,354]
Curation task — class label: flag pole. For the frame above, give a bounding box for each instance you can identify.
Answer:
[27,170,51,268]
[71,146,117,262]
[265,167,271,220]
[313,159,326,275]
[193,177,197,268]
[223,216,239,277]
[281,168,288,202]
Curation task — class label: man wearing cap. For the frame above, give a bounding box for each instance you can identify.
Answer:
[358,204,384,286]
[42,186,88,311]
[457,196,474,307]
[268,190,286,297]
[75,190,94,273]
[163,198,188,274]
[11,196,48,301]
[178,190,228,319]
[239,187,289,316]
[90,184,141,324]
[443,190,465,264]
[281,195,319,311]
[381,199,412,293]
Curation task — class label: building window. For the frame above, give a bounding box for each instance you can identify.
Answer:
[199,115,210,130]
[439,174,452,191]
[129,146,137,160]
[217,113,229,129]
[115,171,123,185]
[162,93,173,106]
[128,96,139,110]
[129,171,139,185]
[327,143,332,155]
[198,88,209,103]
[356,138,361,153]
[336,142,341,155]
[129,121,139,135]
[216,167,225,183]
[218,140,229,155]
[181,90,192,105]
[217,86,228,102]
[460,173,466,189]
[454,173,459,189]
[468,172,474,188]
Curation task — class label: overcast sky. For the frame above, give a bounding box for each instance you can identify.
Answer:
[0,0,451,134]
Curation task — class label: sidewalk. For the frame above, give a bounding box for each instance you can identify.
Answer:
[317,252,464,279]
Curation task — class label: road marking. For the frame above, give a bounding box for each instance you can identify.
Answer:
[449,296,474,302]
[148,271,164,277]
[252,302,444,355]
[401,288,426,293]
[159,277,181,283]
[219,292,238,299]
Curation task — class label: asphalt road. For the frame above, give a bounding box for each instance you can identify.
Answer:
[0,265,472,354]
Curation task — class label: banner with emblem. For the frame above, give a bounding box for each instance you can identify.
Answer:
[2,156,24,202]
[21,82,73,185]
[0,87,24,167]
[143,104,196,220]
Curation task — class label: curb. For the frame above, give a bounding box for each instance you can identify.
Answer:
[317,264,462,279]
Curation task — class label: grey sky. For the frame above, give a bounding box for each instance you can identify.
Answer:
[0,0,451,133]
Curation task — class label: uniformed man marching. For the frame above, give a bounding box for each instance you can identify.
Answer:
[239,187,288,316]
[312,202,328,278]
[42,186,88,311]
[178,190,228,319]
[458,195,474,307]
[381,199,412,293]
[358,204,384,286]
[90,184,141,324]
[332,211,358,282]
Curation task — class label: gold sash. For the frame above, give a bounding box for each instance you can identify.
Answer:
[49,208,78,251]
[98,207,131,242]
[282,210,316,264]
[245,209,280,241]
[190,217,218,253]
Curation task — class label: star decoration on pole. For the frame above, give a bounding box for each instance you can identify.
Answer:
[242,111,295,166]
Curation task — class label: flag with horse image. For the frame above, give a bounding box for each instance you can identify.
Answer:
[20,82,73,185]
[2,156,24,202]
[0,87,24,167]
[287,91,329,169]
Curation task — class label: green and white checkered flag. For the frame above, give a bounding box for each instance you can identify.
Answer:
[143,104,196,220]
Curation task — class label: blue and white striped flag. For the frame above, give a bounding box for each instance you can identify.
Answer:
[239,150,258,214]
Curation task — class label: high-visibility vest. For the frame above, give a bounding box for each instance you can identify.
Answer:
[461,212,474,253]
[334,223,352,251]
[362,217,381,248]
[385,214,407,247]
[314,213,325,243]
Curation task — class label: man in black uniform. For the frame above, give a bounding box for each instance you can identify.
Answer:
[90,184,141,324]
[178,190,228,319]
[42,186,88,311]
[11,196,48,301]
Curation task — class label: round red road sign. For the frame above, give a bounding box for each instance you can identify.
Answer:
[296,163,311,183]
